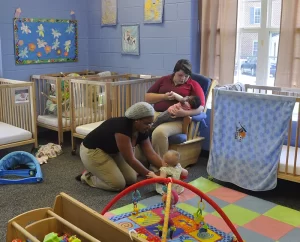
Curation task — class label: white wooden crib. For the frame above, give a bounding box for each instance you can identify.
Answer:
[0,79,37,150]
[69,76,159,154]
[31,70,119,145]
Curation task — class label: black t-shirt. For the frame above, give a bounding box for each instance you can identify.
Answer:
[82,117,148,154]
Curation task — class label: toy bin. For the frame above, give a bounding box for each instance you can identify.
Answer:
[6,193,147,242]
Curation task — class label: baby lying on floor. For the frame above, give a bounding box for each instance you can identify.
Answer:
[147,150,188,195]
[150,91,201,132]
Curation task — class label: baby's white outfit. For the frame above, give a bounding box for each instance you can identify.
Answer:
[156,163,184,195]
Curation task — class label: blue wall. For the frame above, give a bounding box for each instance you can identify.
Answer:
[0,0,209,149]
[0,0,89,81]
[87,0,200,75]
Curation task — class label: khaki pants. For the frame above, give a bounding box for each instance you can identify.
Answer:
[80,143,150,191]
[151,112,183,157]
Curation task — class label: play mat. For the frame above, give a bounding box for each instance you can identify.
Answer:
[103,177,300,242]
[101,178,242,242]
[110,202,234,241]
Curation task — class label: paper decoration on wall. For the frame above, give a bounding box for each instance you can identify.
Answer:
[70,10,76,20]
[14,8,22,18]
[121,24,140,55]
[101,0,117,26]
[144,0,164,24]
[13,18,78,65]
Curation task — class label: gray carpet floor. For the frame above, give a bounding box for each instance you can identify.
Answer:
[0,131,299,240]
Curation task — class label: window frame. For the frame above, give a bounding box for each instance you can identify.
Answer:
[254,7,261,24]
[236,0,281,86]
[252,40,258,56]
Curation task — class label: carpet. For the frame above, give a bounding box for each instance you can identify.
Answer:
[104,177,300,242]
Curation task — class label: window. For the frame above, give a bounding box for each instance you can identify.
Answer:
[254,7,261,24]
[235,0,282,86]
[252,41,258,56]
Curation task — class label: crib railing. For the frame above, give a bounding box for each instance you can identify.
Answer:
[40,69,102,77]
[70,76,159,123]
[70,79,108,127]
[69,77,159,152]
[110,77,159,117]
[73,74,160,117]
[31,71,119,144]
[246,84,300,183]
[0,78,37,149]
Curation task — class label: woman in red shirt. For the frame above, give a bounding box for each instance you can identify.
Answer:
[145,59,205,157]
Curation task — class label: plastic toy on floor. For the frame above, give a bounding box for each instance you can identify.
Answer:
[102,177,244,242]
[0,151,43,184]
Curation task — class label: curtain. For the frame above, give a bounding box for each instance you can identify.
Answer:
[275,0,300,88]
[199,0,238,85]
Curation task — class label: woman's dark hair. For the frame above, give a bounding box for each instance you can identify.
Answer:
[173,59,192,76]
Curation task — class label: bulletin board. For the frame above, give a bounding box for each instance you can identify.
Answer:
[13,18,78,65]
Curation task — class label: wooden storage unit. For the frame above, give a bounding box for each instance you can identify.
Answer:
[6,192,147,242]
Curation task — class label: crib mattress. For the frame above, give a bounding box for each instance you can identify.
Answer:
[38,115,70,128]
[0,122,32,145]
[75,121,105,136]
[279,145,300,176]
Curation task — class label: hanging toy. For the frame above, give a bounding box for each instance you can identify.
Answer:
[194,199,205,227]
[132,190,141,215]
[198,222,214,239]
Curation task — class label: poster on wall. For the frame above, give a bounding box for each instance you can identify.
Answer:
[13,18,78,65]
[121,24,140,55]
[144,0,164,24]
[101,0,117,26]
[14,88,29,103]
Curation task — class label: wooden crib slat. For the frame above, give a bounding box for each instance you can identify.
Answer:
[26,100,30,132]
[19,104,23,130]
[118,85,121,117]
[93,86,96,123]
[85,82,88,125]
[76,82,80,126]
[56,78,63,145]
[38,78,42,116]
[4,88,8,124]
[113,86,118,117]
[293,104,300,175]
[80,83,84,126]
[95,86,99,122]
[5,88,9,124]
[7,88,12,125]
[89,85,92,124]
[62,81,66,128]
[285,119,292,174]
[138,83,142,103]
[126,85,131,113]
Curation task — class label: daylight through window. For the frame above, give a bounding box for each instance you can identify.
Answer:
[234,0,281,86]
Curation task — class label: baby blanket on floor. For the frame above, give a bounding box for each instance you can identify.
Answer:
[207,89,296,191]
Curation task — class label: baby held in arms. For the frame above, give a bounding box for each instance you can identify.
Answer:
[150,91,201,132]
[147,150,188,195]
